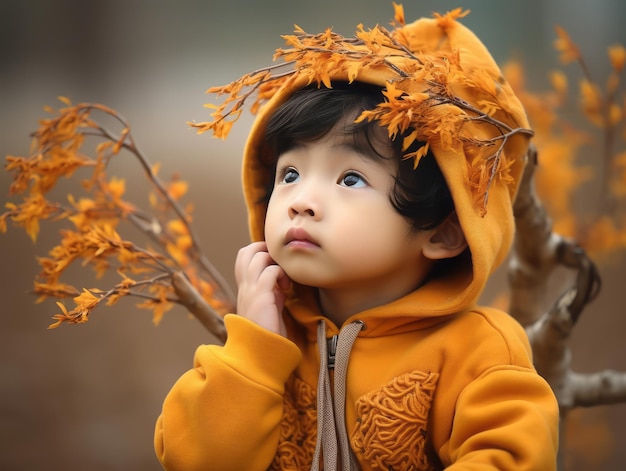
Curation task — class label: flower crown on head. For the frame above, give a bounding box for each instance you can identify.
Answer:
[191,3,533,216]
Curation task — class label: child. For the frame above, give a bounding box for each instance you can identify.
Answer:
[155,7,559,470]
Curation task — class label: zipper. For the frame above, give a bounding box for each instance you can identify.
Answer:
[327,334,338,370]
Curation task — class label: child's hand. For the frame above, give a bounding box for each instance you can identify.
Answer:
[235,241,291,337]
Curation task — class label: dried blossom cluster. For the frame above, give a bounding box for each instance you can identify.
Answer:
[191,5,534,215]
[1,99,233,329]
[505,27,626,261]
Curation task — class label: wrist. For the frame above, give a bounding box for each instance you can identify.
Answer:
[219,314,302,392]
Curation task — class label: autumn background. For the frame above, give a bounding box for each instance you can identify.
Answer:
[1,0,625,469]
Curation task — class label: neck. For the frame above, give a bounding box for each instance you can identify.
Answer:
[317,289,369,326]
[316,261,434,326]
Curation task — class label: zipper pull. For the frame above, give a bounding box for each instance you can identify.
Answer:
[327,334,338,370]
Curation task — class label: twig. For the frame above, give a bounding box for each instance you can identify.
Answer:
[83,107,237,306]
[171,271,226,343]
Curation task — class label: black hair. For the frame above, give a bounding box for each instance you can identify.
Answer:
[263,82,455,231]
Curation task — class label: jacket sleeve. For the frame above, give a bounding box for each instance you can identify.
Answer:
[154,314,302,471]
[440,365,559,470]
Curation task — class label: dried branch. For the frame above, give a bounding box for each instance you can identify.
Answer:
[171,271,226,343]
[510,144,626,414]
[196,16,533,218]
[84,106,236,304]
[568,370,626,408]
[2,99,236,329]
[509,144,561,326]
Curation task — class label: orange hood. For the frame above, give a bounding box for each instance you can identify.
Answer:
[198,7,532,330]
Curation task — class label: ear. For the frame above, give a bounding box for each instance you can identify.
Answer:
[422,213,468,260]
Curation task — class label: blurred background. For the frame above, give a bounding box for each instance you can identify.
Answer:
[1,0,625,469]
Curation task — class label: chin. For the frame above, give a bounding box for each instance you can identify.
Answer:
[282,267,322,288]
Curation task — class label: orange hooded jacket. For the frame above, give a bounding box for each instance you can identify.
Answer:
[155,9,559,471]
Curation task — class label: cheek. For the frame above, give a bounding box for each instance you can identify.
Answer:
[263,199,282,253]
[340,200,407,239]
[348,212,416,256]
[327,213,389,256]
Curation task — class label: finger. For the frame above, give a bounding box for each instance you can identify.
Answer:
[244,250,276,286]
[255,263,286,293]
[234,241,268,285]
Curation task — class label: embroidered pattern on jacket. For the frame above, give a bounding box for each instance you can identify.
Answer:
[270,375,317,470]
[351,371,440,470]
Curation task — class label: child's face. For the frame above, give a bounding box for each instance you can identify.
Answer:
[264,121,434,296]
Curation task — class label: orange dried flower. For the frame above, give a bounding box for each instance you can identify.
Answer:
[392,2,405,26]
[4,98,234,327]
[194,7,533,216]
[554,25,581,64]
[608,44,626,72]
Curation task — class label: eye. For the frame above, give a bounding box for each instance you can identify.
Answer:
[340,171,367,188]
[279,166,300,184]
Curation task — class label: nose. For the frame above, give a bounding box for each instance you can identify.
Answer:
[288,185,321,219]
[289,205,315,218]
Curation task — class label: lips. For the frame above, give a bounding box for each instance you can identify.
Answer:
[284,227,320,248]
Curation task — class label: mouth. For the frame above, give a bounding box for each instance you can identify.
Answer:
[284,227,320,248]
